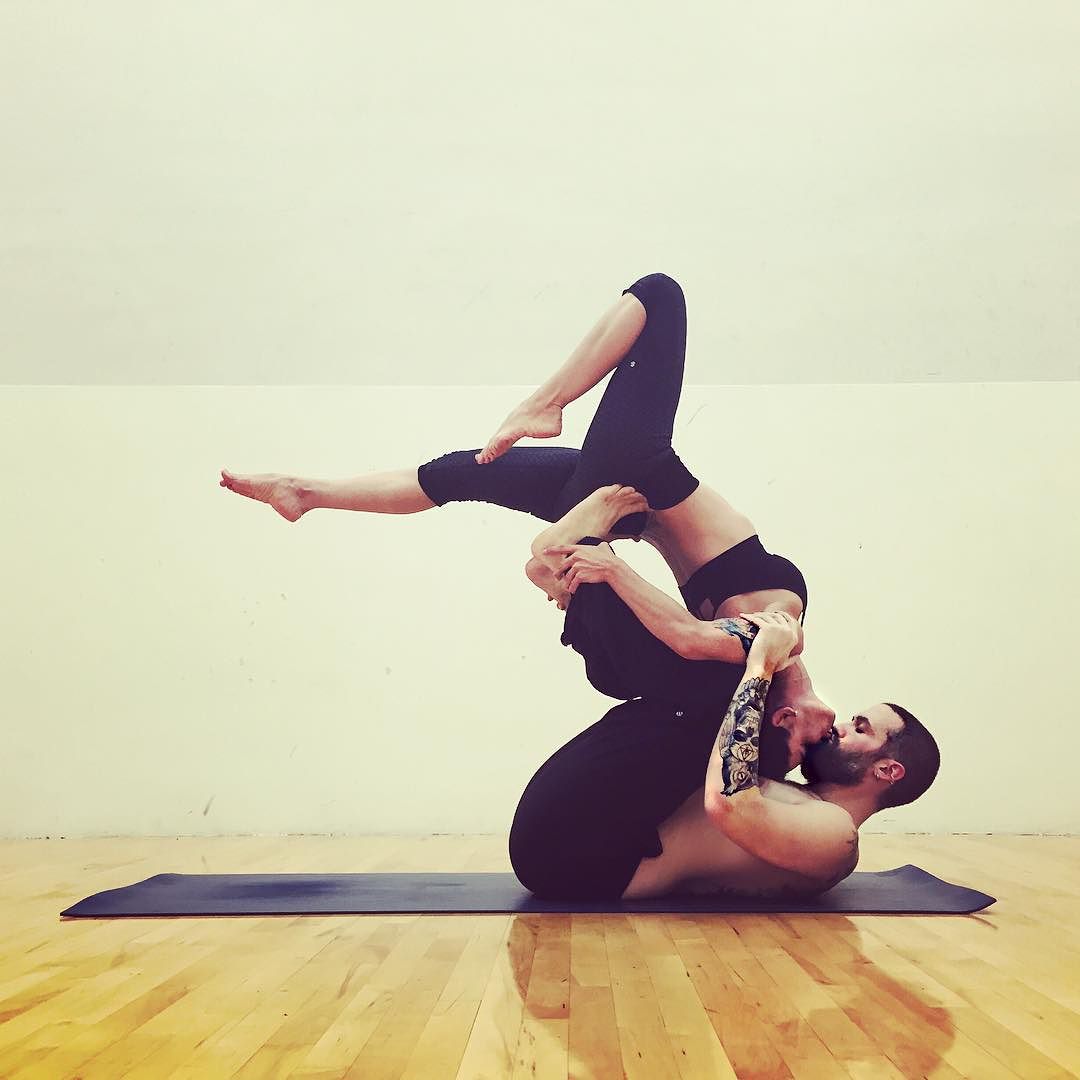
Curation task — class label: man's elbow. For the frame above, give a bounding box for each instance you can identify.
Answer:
[702,789,737,831]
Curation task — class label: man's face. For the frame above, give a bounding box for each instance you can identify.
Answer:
[801,702,904,784]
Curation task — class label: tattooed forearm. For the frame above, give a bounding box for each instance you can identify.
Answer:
[714,617,760,657]
[714,675,770,795]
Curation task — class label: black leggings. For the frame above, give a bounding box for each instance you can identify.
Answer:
[416,273,701,535]
[419,272,716,900]
[508,698,720,899]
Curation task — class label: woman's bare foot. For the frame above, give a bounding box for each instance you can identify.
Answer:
[525,557,573,611]
[475,399,564,465]
[219,469,310,522]
[531,484,648,571]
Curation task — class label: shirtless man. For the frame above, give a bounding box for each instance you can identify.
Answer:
[624,613,938,899]
[512,484,940,900]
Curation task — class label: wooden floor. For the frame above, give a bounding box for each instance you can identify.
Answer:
[1,835,1078,1079]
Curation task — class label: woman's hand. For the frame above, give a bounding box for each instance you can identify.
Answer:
[543,542,623,595]
[740,610,802,675]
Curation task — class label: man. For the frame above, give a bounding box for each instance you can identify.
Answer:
[508,500,941,901]
[622,612,940,899]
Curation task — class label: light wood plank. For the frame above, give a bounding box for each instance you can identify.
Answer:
[2,835,1079,1080]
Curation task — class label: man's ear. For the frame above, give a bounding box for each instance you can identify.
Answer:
[875,760,905,783]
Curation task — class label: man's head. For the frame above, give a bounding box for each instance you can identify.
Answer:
[800,702,940,809]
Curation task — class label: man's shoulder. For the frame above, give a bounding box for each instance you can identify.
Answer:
[760,778,823,805]
[760,782,857,826]
[814,829,861,892]
[802,794,859,838]
[760,782,859,856]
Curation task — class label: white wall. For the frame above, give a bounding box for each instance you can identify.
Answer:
[2,2,1078,837]
[1,1,1078,385]
[3,382,1078,837]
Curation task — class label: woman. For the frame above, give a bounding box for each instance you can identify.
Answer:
[221,273,839,898]
[220,273,816,699]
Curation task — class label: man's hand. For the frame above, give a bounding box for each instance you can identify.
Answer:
[741,610,801,675]
[543,543,623,595]
[737,606,804,671]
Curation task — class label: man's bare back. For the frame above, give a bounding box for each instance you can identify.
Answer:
[620,779,855,900]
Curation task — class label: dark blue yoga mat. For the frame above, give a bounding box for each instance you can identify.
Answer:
[61,865,994,917]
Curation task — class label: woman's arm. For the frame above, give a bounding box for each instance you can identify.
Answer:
[604,560,753,661]
[546,541,803,665]
[692,607,803,663]
[545,540,747,660]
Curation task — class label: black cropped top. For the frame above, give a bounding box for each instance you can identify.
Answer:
[678,535,808,625]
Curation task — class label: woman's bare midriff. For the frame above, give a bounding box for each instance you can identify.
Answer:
[620,781,824,900]
[640,480,803,620]
[641,481,758,586]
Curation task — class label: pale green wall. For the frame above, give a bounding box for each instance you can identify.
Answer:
[3,383,1077,836]
[1,2,1077,384]
[2,2,1077,837]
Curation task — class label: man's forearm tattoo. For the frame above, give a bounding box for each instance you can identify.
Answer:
[715,676,770,795]
[715,617,760,657]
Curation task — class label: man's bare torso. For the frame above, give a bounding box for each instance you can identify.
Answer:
[621,779,836,900]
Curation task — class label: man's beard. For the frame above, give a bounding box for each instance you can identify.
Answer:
[801,738,874,786]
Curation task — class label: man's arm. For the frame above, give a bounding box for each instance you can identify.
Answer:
[708,786,859,886]
[702,626,858,884]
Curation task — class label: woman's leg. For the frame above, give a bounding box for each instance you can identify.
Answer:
[220,467,436,521]
[223,274,696,534]
[220,445,582,524]
[522,483,649,608]
[475,287,648,464]
[551,274,699,535]
[477,273,697,537]
[509,698,716,900]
